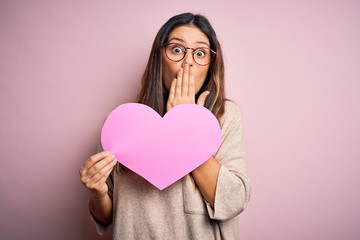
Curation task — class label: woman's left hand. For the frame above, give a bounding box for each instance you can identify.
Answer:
[166,64,210,111]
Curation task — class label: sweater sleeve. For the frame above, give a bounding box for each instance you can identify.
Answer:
[206,101,251,220]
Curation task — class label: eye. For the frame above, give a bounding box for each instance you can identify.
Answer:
[171,45,184,54]
[194,49,206,58]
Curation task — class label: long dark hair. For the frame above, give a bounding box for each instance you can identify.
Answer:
[137,12,226,120]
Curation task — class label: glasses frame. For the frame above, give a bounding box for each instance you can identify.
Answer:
[163,43,217,66]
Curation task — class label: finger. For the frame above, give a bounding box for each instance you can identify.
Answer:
[87,160,117,185]
[93,166,114,186]
[86,154,116,178]
[175,68,183,97]
[81,151,111,172]
[81,157,117,190]
[167,78,176,111]
[168,78,176,102]
[197,91,210,106]
[188,66,195,97]
[182,64,189,96]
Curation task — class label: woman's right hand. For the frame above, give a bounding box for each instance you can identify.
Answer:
[79,151,117,199]
[166,64,209,112]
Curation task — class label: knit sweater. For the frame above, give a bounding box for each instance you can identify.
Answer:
[92,100,251,239]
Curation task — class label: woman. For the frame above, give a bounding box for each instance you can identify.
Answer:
[80,12,251,239]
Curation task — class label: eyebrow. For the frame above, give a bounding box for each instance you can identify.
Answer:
[168,37,210,47]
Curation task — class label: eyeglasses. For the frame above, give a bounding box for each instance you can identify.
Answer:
[163,43,216,66]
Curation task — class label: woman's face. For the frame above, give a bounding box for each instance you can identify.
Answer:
[162,25,210,94]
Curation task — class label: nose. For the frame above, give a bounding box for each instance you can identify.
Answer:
[182,49,194,67]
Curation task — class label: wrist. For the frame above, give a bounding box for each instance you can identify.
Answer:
[90,190,108,200]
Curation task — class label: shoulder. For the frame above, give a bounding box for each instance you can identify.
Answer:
[224,100,241,114]
[220,100,243,125]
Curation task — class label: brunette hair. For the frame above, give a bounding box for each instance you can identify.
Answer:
[137,12,226,119]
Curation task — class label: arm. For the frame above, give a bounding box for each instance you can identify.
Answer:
[166,65,250,219]
[167,64,218,206]
[202,101,251,220]
[191,157,220,208]
[191,103,251,216]
[80,151,117,225]
[89,192,113,225]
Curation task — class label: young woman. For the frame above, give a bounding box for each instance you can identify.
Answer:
[79,12,251,239]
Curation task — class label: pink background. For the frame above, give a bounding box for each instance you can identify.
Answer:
[1,1,359,239]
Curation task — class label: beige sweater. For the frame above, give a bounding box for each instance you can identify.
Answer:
[92,101,251,239]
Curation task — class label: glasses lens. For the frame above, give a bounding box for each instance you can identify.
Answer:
[193,48,212,65]
[165,44,185,61]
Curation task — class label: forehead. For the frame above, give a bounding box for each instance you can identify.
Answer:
[168,25,209,46]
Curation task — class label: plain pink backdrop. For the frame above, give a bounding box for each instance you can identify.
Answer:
[1,1,359,239]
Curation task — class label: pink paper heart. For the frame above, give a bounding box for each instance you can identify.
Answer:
[101,103,221,190]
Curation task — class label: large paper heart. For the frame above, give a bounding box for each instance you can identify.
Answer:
[101,103,221,190]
